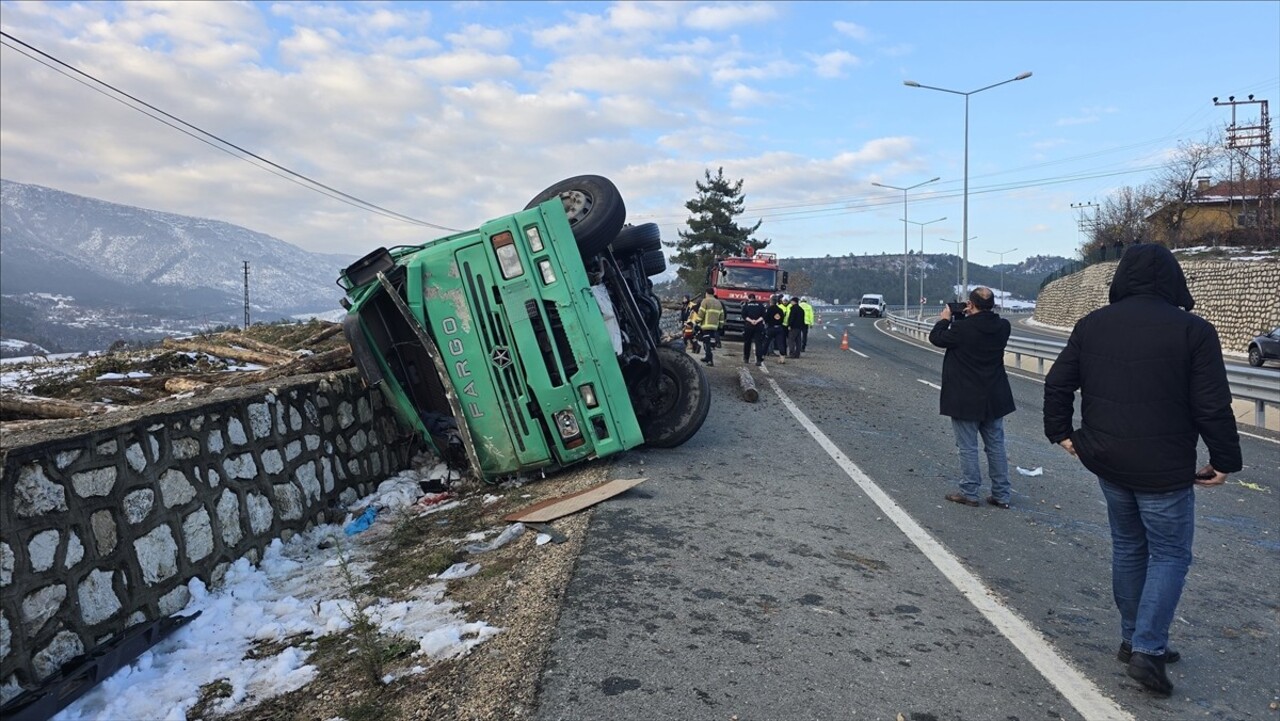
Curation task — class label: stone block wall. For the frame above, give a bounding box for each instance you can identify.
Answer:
[0,370,420,703]
[1034,258,1280,353]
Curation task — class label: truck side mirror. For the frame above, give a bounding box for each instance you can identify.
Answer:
[780,271,789,291]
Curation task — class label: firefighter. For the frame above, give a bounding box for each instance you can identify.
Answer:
[696,288,725,366]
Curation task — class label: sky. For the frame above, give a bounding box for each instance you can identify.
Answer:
[47,454,539,721]
[1,1,1277,267]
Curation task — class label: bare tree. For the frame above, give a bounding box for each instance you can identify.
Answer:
[1149,132,1226,246]
[1088,185,1162,254]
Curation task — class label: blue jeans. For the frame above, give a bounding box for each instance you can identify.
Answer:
[1098,479,1194,657]
[950,417,1011,502]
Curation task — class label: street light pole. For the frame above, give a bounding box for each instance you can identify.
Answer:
[904,71,1032,297]
[987,247,1018,310]
[904,217,946,318]
[872,176,939,314]
[938,236,976,301]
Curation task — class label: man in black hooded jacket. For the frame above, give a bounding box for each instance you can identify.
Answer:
[1044,243,1241,698]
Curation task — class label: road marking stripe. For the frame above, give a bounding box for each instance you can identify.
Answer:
[917,379,941,390]
[848,348,869,359]
[761,376,1134,721]
[827,333,836,340]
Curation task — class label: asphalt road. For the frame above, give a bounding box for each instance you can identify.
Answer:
[533,315,1280,721]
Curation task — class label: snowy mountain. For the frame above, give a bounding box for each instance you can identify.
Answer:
[1,179,356,352]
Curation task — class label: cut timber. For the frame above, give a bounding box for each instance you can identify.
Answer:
[0,394,112,421]
[220,347,353,386]
[161,339,288,367]
[163,377,210,393]
[301,323,343,347]
[503,478,646,523]
[222,335,296,359]
[737,366,759,403]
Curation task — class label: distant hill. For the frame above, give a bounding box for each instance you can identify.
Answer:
[1,179,356,353]
[656,251,1071,305]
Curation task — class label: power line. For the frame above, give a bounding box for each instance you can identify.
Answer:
[0,31,459,232]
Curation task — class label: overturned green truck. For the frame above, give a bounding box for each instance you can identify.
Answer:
[338,175,710,481]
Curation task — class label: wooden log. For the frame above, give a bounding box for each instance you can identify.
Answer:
[220,334,296,359]
[220,346,353,387]
[737,366,759,403]
[301,323,343,347]
[164,377,211,393]
[0,393,112,421]
[161,338,288,367]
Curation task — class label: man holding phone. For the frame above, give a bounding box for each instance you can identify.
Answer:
[1044,243,1240,698]
[928,287,1015,509]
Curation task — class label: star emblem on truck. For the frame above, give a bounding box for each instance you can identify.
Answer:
[491,346,512,370]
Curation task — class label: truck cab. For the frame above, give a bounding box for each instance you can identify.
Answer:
[339,176,710,481]
[706,248,788,336]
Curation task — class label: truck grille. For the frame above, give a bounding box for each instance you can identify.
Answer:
[461,261,530,449]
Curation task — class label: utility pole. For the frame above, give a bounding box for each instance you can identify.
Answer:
[1213,95,1274,244]
[1070,201,1099,248]
[243,261,251,330]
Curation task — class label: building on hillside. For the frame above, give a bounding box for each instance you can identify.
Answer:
[1146,177,1278,245]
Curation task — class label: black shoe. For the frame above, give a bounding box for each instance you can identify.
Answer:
[756,361,763,367]
[1126,651,1173,697]
[945,493,980,507]
[986,496,1010,509]
[1119,641,1179,664]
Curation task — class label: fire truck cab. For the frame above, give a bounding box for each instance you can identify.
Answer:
[706,247,788,337]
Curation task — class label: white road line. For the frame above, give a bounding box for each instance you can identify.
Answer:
[1239,429,1279,445]
[761,375,1134,721]
[917,379,941,390]
[826,333,836,340]
[848,348,869,359]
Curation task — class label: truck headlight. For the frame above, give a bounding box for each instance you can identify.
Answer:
[578,384,598,408]
[525,226,544,252]
[553,409,584,448]
[538,259,557,285]
[491,231,524,279]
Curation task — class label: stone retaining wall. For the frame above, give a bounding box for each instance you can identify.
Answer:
[0,370,420,703]
[1034,258,1280,352]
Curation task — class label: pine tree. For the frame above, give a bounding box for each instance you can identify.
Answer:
[669,168,766,290]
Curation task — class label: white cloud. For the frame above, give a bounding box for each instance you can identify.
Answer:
[445,24,512,52]
[684,2,779,31]
[711,56,800,83]
[728,83,777,109]
[833,20,870,41]
[811,50,861,78]
[608,1,683,31]
[1028,223,1051,233]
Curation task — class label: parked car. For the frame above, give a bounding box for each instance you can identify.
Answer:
[338,175,711,481]
[1247,327,1280,367]
[858,294,886,318]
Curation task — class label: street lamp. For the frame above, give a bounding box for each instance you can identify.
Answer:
[938,236,975,301]
[904,71,1032,297]
[903,216,946,318]
[872,176,940,313]
[987,247,1018,310]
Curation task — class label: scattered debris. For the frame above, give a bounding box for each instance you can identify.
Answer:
[1235,480,1270,492]
[1016,466,1044,476]
[465,522,526,553]
[344,507,378,536]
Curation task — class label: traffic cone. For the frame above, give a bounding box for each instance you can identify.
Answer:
[840,331,849,351]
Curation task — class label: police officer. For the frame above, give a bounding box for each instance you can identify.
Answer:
[741,293,768,366]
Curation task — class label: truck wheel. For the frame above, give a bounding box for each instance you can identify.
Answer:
[638,346,711,448]
[526,175,626,259]
[611,222,662,256]
[641,249,667,276]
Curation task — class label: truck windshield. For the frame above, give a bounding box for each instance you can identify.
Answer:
[719,267,777,290]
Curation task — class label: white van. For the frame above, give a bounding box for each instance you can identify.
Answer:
[858,294,886,318]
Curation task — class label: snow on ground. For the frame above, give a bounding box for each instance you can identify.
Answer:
[53,458,503,721]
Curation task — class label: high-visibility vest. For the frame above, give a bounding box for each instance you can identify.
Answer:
[801,302,815,325]
[779,304,791,325]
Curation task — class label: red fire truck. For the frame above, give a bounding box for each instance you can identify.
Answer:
[706,247,789,337]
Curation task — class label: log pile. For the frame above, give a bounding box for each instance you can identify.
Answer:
[1,324,355,422]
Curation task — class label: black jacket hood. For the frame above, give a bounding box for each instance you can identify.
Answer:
[1108,243,1195,311]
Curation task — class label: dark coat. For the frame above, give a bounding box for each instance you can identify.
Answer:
[787,303,806,329]
[929,311,1015,421]
[1043,243,1241,491]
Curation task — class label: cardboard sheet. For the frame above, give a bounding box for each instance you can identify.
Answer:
[503,477,646,523]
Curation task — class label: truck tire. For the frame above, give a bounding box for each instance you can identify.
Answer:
[637,346,711,448]
[611,222,662,256]
[525,175,626,260]
[641,249,667,277]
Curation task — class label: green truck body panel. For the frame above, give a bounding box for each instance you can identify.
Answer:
[341,201,645,479]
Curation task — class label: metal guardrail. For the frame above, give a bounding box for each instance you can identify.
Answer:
[887,313,1280,428]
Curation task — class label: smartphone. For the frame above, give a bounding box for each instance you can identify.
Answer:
[946,301,966,318]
